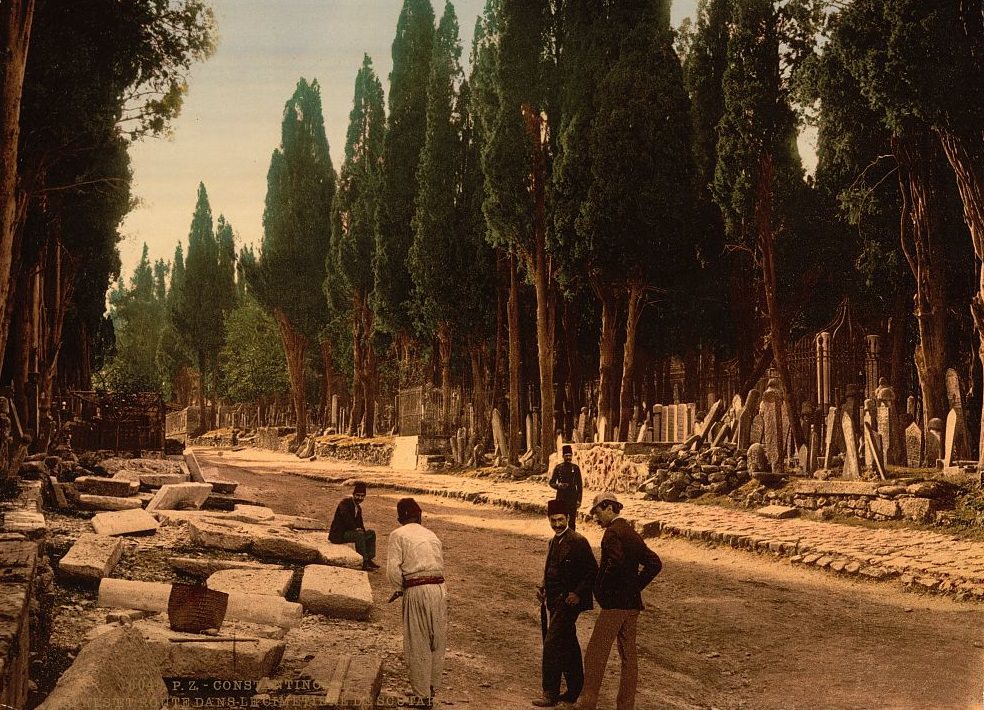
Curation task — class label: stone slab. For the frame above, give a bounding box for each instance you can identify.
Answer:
[228,504,276,524]
[203,477,238,494]
[755,505,799,520]
[75,476,139,497]
[206,568,294,597]
[97,578,303,628]
[34,627,167,710]
[390,435,418,470]
[90,508,159,536]
[2,510,46,538]
[58,533,124,583]
[146,482,213,512]
[77,494,143,511]
[187,518,363,567]
[298,652,384,708]
[273,514,328,531]
[112,470,188,488]
[299,564,373,620]
[126,615,286,680]
[869,498,900,519]
[169,556,288,578]
[188,518,254,552]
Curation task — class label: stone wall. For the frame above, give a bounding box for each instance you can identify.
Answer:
[734,478,950,523]
[313,437,393,467]
[550,443,664,494]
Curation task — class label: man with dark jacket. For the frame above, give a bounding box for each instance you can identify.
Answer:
[533,499,598,708]
[576,492,662,710]
[328,481,379,571]
[549,445,583,531]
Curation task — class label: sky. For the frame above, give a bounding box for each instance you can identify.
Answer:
[118,0,708,279]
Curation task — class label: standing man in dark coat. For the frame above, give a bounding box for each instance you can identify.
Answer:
[576,492,662,710]
[328,481,379,571]
[533,499,598,708]
[549,445,583,531]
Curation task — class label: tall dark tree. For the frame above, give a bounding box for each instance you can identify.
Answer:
[373,0,435,370]
[410,1,464,424]
[329,58,385,436]
[249,78,335,443]
[484,0,557,462]
[158,242,194,404]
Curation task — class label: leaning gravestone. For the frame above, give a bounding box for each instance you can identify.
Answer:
[945,368,972,460]
[761,379,784,473]
[737,389,761,450]
[697,399,724,447]
[840,410,861,479]
[905,422,923,468]
[862,399,878,470]
[636,422,648,443]
[863,422,886,479]
[807,425,819,475]
[926,417,944,466]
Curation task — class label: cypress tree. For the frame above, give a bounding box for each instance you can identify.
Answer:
[250,78,335,443]
[329,57,385,436]
[373,0,435,362]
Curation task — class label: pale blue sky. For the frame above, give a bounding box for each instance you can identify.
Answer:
[120,0,703,278]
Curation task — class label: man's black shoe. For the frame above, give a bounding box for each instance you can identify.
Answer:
[532,697,559,707]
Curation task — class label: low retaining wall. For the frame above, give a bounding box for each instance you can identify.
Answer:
[735,479,951,523]
[550,442,672,494]
[313,437,393,467]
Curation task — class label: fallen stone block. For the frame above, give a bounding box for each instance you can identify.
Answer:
[185,450,207,483]
[299,565,373,620]
[204,477,238,494]
[90,508,159,536]
[3,510,46,538]
[252,528,322,563]
[97,578,303,628]
[869,498,900,519]
[297,652,384,708]
[228,504,276,524]
[112,469,188,488]
[273,514,328,531]
[899,497,934,522]
[207,568,294,597]
[188,518,254,552]
[77,494,143,511]
[58,533,123,583]
[34,626,167,710]
[146,482,213,512]
[203,492,263,511]
[169,556,288,578]
[48,476,70,508]
[75,476,139,497]
[755,505,799,520]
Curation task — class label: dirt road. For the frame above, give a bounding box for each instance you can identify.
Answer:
[200,451,984,709]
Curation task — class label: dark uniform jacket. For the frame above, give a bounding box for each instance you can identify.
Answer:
[543,528,598,613]
[549,461,583,507]
[594,518,662,610]
[328,497,365,544]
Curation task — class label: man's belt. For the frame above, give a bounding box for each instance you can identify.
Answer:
[403,576,445,589]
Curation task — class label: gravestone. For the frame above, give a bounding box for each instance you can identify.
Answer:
[572,430,583,444]
[863,421,886,479]
[636,422,648,443]
[525,414,534,453]
[797,445,809,473]
[750,414,764,445]
[449,436,460,466]
[711,422,732,448]
[684,403,695,440]
[664,407,675,442]
[875,378,903,465]
[862,399,878,470]
[698,399,724,446]
[491,408,508,461]
[807,425,819,475]
[761,379,784,473]
[943,409,958,467]
[652,405,663,443]
[926,417,943,466]
[945,368,972,460]
[597,415,608,443]
[457,428,467,465]
[737,389,762,450]
[840,410,861,479]
[747,442,770,472]
[906,395,916,420]
[905,422,923,468]
[576,408,588,442]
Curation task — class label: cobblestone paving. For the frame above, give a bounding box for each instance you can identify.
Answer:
[202,449,984,604]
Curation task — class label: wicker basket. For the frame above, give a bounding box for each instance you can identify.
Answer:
[167,583,229,633]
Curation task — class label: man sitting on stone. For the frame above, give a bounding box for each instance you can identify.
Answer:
[329,481,379,571]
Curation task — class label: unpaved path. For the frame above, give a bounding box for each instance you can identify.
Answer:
[200,450,984,710]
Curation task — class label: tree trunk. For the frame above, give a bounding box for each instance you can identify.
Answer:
[618,282,645,441]
[319,338,334,427]
[491,252,508,415]
[469,341,488,450]
[363,339,376,437]
[897,132,950,432]
[507,256,521,465]
[935,128,984,469]
[593,283,619,437]
[273,309,308,443]
[0,0,34,361]
[756,154,803,448]
[437,320,452,431]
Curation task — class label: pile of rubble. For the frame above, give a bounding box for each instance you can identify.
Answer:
[640,441,751,502]
[22,450,387,709]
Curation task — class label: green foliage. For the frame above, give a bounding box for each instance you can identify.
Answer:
[169,184,238,397]
[218,297,290,403]
[373,0,436,339]
[98,245,165,392]
[251,78,335,341]
[409,1,464,336]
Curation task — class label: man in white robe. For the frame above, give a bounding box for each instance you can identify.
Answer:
[387,497,448,706]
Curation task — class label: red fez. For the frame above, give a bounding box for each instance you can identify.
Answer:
[562,444,572,455]
[353,481,367,494]
[547,499,568,516]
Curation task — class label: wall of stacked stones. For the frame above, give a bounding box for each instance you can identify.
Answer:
[551,443,653,494]
[737,480,948,522]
